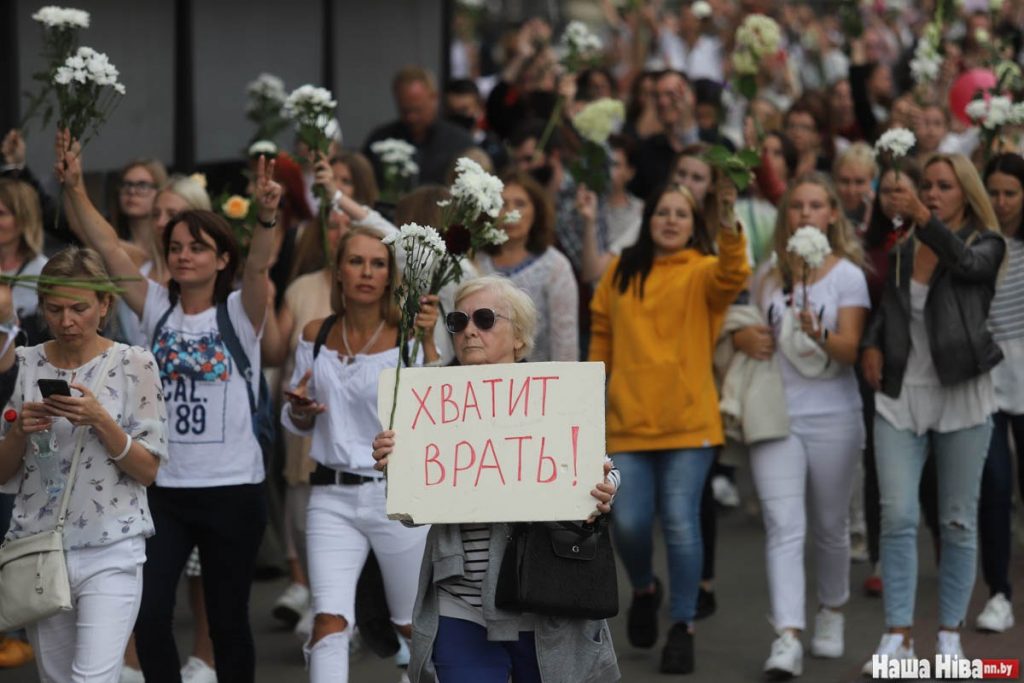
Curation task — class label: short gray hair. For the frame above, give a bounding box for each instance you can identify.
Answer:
[454,275,537,361]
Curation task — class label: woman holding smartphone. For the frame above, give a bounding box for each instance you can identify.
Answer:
[0,247,167,682]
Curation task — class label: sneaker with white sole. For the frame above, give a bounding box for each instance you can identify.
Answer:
[862,633,915,676]
[764,631,803,678]
[712,475,740,507]
[180,657,216,683]
[273,582,310,628]
[936,630,965,658]
[976,593,1015,633]
[810,609,844,658]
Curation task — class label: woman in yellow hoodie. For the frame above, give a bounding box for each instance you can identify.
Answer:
[588,181,749,675]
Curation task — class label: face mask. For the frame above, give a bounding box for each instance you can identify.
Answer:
[447,113,477,131]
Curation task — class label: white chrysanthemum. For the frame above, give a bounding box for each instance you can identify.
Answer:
[1010,102,1024,125]
[54,47,124,93]
[732,50,758,76]
[787,226,832,269]
[247,73,287,102]
[965,99,989,123]
[874,127,916,158]
[32,6,90,29]
[283,85,337,119]
[909,37,942,86]
[372,139,419,179]
[735,14,781,60]
[451,157,505,218]
[691,1,713,19]
[560,21,603,57]
[571,98,626,145]
[987,96,1013,128]
[54,67,74,85]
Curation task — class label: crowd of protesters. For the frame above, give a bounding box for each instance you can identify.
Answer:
[1,0,1023,681]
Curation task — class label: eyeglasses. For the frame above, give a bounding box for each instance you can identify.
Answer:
[120,180,157,194]
[445,308,510,334]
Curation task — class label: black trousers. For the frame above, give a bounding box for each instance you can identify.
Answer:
[135,484,267,683]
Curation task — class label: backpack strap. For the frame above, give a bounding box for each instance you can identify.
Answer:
[216,302,256,415]
[313,314,339,360]
[149,305,176,352]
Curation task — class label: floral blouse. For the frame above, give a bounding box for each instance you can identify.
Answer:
[1,343,168,550]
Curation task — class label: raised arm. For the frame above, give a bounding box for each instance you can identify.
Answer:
[704,180,752,310]
[55,131,148,315]
[241,156,282,330]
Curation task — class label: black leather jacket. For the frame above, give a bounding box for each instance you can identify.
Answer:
[861,216,1006,398]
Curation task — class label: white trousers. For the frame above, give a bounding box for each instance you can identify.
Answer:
[26,536,145,683]
[305,481,428,683]
[750,413,864,630]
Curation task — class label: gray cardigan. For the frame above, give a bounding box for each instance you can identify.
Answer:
[408,522,621,683]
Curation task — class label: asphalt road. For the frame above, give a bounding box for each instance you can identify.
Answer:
[5,490,1023,682]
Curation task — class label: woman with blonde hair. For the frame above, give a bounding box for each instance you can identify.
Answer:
[0,247,167,683]
[860,153,1005,669]
[281,225,437,683]
[748,173,870,677]
[833,143,878,232]
[0,179,48,342]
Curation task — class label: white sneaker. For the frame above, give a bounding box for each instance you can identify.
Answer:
[712,475,740,507]
[294,607,314,644]
[936,630,965,658]
[849,533,869,564]
[119,666,145,683]
[273,582,310,626]
[764,631,803,678]
[810,609,844,658]
[180,657,217,683]
[862,633,915,676]
[976,593,1015,633]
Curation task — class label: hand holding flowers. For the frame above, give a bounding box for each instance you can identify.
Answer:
[786,226,831,311]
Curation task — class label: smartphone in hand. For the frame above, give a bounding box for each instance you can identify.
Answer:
[38,379,72,399]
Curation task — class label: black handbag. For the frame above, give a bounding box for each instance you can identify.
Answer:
[495,518,619,620]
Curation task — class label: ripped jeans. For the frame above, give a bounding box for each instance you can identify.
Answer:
[874,415,992,628]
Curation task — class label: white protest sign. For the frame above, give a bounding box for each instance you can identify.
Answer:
[377,361,606,524]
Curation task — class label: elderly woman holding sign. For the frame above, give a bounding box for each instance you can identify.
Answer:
[372,275,621,683]
[281,225,439,683]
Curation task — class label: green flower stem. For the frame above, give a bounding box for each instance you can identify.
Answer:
[533,95,565,162]
[387,323,407,431]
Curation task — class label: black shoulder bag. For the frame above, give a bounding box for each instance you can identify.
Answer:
[495,517,619,620]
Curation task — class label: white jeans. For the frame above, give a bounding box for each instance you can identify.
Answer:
[26,536,146,683]
[305,481,428,683]
[750,413,863,630]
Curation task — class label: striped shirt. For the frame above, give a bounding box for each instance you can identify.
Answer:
[991,238,1024,343]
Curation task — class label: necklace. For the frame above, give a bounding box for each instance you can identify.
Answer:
[341,318,386,364]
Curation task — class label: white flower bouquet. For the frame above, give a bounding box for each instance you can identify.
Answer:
[874,127,916,238]
[568,98,625,194]
[21,5,91,132]
[284,84,338,255]
[910,23,943,93]
[786,226,831,309]
[966,96,1024,163]
[246,73,289,143]
[370,138,419,204]
[559,21,603,74]
[382,223,447,428]
[53,46,125,146]
[732,14,781,100]
[430,157,513,293]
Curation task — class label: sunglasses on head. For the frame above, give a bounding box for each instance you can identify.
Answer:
[445,308,510,334]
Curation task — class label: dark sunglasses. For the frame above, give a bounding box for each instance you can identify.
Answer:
[445,308,510,334]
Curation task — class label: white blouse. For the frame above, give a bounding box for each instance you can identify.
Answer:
[281,337,412,477]
[1,343,169,550]
[876,280,995,434]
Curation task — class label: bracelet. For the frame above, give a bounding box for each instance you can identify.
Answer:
[257,214,277,229]
[818,328,830,346]
[111,433,132,462]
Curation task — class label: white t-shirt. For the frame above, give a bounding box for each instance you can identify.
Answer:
[756,258,871,417]
[141,283,265,487]
[6,253,48,320]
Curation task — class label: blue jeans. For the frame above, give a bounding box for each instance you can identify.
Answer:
[979,411,1024,599]
[611,448,715,624]
[875,415,992,628]
[432,617,541,683]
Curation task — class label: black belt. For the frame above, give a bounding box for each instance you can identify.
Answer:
[310,463,382,486]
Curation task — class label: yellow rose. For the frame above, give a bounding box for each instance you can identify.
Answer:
[221,195,250,220]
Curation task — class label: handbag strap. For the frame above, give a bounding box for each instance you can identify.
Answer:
[54,347,117,533]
